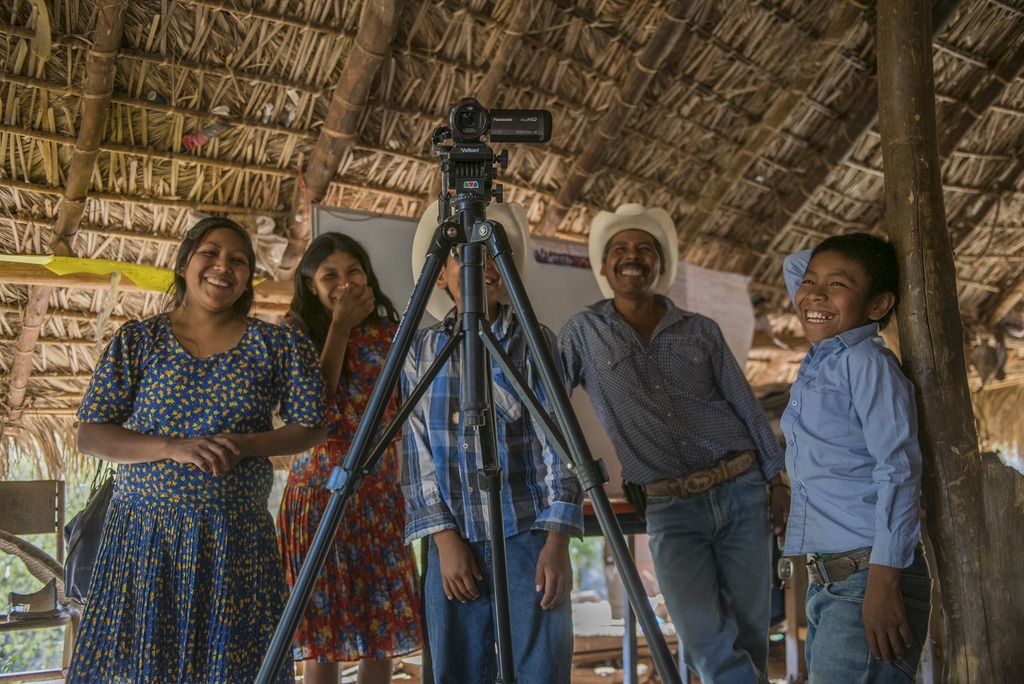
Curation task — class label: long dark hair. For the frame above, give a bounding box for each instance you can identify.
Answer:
[171,217,257,316]
[288,233,399,350]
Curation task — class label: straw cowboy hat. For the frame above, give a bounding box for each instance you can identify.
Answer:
[412,200,530,321]
[588,203,679,299]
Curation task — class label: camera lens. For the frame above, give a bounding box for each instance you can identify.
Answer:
[456,109,479,132]
[450,99,489,140]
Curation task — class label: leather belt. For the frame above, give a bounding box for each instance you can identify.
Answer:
[806,546,872,586]
[644,450,757,496]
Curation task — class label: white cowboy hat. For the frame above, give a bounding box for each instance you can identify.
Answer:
[412,200,530,321]
[588,203,679,299]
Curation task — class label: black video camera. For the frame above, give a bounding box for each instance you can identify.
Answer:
[435,98,552,208]
[448,98,552,144]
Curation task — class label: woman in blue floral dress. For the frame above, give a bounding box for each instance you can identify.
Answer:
[68,217,327,683]
[277,233,421,684]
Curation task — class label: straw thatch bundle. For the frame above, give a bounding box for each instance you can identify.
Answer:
[2,0,1024,474]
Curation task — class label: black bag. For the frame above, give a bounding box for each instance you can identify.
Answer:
[64,466,115,604]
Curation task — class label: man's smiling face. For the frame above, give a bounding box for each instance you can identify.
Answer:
[600,229,663,299]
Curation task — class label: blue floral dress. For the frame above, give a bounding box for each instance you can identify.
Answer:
[68,315,326,684]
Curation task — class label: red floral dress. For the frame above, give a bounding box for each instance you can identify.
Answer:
[277,318,421,662]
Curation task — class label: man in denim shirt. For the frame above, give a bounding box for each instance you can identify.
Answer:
[560,204,789,684]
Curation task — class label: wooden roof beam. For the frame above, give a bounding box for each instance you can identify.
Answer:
[50,2,125,255]
[3,0,126,434]
[943,39,1024,325]
[677,1,866,250]
[0,24,326,97]
[474,1,534,106]
[0,72,318,142]
[536,0,698,237]
[0,216,184,252]
[0,178,287,217]
[278,0,401,277]
[180,0,351,34]
[0,261,291,316]
[0,303,130,326]
[0,123,297,178]
[751,0,965,272]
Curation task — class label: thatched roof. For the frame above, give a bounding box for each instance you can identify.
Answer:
[2,0,1024,475]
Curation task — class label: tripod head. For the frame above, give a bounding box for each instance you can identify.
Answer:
[432,98,551,228]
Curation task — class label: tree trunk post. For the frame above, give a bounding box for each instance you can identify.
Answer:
[876,1,1024,680]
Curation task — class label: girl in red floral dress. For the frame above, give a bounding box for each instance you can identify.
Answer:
[277,233,421,684]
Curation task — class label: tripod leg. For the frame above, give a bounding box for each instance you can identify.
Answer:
[476,417,516,683]
[486,230,683,684]
[458,239,516,684]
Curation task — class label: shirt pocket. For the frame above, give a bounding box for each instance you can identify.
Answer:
[806,389,852,439]
[666,340,716,397]
[596,340,637,372]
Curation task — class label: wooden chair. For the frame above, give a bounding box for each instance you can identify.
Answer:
[0,480,81,682]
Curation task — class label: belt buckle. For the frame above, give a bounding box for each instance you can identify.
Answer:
[683,471,716,493]
[826,555,858,582]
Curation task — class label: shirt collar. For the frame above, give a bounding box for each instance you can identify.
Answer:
[812,321,880,353]
[590,295,692,331]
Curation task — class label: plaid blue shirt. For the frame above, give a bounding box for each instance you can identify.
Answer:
[560,297,784,484]
[401,304,583,544]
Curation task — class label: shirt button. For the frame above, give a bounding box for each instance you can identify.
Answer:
[791,400,798,406]
[468,486,474,492]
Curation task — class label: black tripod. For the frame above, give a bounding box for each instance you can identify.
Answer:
[257,104,681,684]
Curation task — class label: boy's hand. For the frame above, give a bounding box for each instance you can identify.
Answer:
[863,564,912,662]
[535,532,572,610]
[433,529,482,603]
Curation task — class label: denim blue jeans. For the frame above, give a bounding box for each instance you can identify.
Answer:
[645,465,772,684]
[805,549,932,683]
[424,530,573,684]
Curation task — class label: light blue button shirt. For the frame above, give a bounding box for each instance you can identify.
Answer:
[780,250,922,568]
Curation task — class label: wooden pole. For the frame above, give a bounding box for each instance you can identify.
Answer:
[678,0,865,249]
[0,262,291,315]
[3,0,127,435]
[279,0,402,276]
[876,1,1024,681]
[536,0,695,237]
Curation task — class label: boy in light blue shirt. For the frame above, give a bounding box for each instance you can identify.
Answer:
[781,233,932,683]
